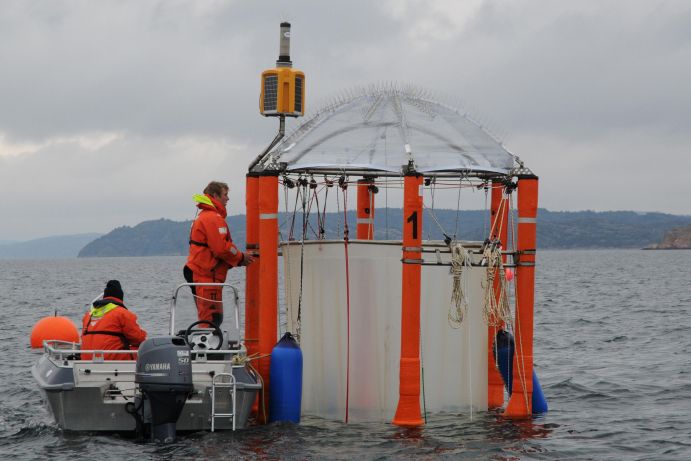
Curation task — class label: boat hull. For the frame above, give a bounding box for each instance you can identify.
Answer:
[32,353,261,432]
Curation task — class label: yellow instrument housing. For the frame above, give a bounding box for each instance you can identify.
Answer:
[260,67,305,117]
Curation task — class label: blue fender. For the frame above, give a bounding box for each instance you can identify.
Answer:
[269,332,303,423]
[493,330,548,414]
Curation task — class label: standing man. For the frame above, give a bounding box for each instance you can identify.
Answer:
[81,280,147,360]
[184,181,254,326]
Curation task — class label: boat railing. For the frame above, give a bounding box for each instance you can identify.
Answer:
[42,283,244,362]
[42,339,247,363]
[168,283,240,336]
[42,340,140,362]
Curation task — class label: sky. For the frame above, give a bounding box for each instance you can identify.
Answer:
[1,0,690,241]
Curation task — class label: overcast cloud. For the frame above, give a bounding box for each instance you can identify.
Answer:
[1,0,690,240]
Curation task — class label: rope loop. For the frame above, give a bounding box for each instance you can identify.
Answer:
[448,242,471,328]
[482,240,511,327]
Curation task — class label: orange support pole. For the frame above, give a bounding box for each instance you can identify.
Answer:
[356,178,374,239]
[504,176,538,418]
[488,181,508,409]
[245,174,260,358]
[257,173,279,423]
[392,173,424,427]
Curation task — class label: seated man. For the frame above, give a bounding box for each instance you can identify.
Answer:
[81,280,147,360]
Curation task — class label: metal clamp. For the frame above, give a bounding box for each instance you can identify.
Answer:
[514,249,536,265]
[402,246,423,252]
[401,258,425,264]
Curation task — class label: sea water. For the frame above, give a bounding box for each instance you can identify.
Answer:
[0,250,689,460]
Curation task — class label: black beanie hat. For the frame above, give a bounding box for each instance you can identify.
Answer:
[104,280,124,301]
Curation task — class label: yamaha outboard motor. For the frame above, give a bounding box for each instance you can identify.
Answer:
[135,336,193,443]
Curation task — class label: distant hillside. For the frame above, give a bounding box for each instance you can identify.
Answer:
[76,209,691,257]
[0,233,101,260]
[78,219,194,257]
[532,210,691,249]
[644,224,691,250]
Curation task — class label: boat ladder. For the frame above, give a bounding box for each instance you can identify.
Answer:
[210,372,237,432]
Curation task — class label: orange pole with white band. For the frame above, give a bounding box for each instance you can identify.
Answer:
[245,174,260,359]
[356,178,374,240]
[488,182,508,409]
[392,173,424,427]
[257,173,279,423]
[504,176,538,418]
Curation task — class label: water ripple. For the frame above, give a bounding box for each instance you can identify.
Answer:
[1,251,691,459]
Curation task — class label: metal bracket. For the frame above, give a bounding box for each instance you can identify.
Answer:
[402,246,423,252]
[401,258,425,264]
[514,249,536,265]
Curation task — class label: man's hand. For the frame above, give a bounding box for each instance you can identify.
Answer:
[240,253,256,266]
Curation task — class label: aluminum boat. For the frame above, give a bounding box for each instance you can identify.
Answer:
[32,283,262,435]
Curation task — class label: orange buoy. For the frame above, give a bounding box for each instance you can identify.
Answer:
[30,316,80,348]
[505,267,515,281]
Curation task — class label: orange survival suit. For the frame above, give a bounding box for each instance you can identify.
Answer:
[184,194,245,325]
[81,297,147,360]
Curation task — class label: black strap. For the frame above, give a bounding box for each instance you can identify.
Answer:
[189,211,230,249]
[82,329,130,346]
[84,313,132,355]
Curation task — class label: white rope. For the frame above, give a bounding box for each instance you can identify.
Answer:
[467,318,473,421]
[482,243,511,327]
[295,182,309,342]
[448,240,475,417]
[422,202,452,243]
[448,242,471,328]
[191,292,223,304]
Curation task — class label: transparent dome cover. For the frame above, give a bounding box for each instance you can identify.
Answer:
[261,85,518,176]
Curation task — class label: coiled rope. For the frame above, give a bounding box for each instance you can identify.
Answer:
[482,242,511,327]
[448,242,472,328]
